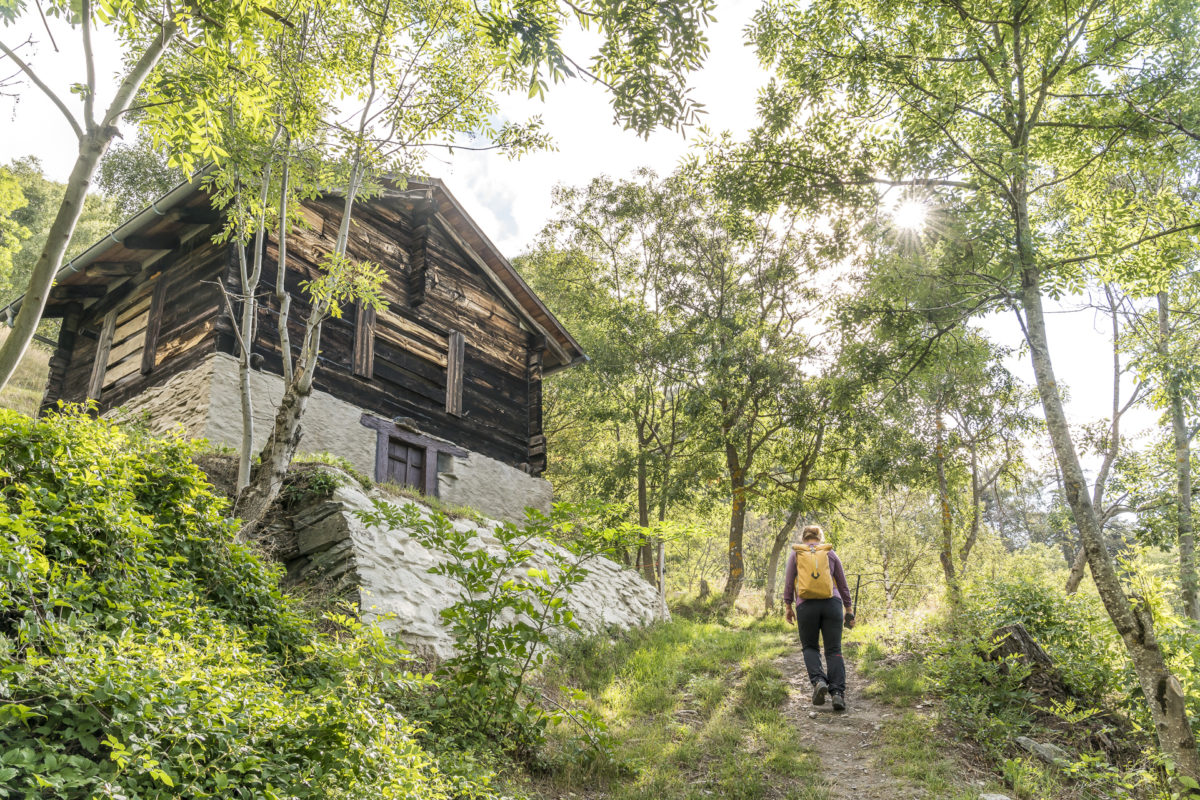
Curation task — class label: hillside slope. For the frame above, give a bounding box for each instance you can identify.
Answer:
[0,408,500,799]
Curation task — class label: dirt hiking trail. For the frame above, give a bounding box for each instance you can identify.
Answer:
[777,646,923,799]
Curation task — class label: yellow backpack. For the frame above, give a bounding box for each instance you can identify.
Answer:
[793,543,835,600]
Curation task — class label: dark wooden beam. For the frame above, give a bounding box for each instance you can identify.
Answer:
[123,235,180,251]
[141,274,169,374]
[43,301,83,318]
[168,206,222,225]
[59,285,109,299]
[446,330,464,416]
[86,261,142,278]
[408,202,434,307]
[40,305,82,414]
[353,303,376,379]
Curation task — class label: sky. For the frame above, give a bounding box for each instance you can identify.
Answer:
[0,0,1158,456]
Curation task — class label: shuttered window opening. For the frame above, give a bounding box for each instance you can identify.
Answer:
[387,439,425,490]
[446,330,465,416]
[360,414,469,499]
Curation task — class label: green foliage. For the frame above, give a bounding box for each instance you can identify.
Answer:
[0,158,122,305]
[353,499,619,757]
[96,133,189,219]
[0,407,499,799]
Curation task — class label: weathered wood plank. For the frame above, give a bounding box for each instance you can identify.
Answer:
[87,310,117,400]
[123,234,181,251]
[142,274,169,374]
[446,331,464,416]
[376,313,447,367]
[353,303,377,378]
[103,352,142,387]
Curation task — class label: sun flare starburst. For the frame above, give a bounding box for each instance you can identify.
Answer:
[893,200,929,232]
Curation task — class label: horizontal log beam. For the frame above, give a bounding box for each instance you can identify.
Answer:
[86,261,142,278]
[59,285,109,298]
[168,206,222,225]
[122,235,180,251]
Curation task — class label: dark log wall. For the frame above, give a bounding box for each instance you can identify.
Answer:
[44,232,227,412]
[249,195,539,470]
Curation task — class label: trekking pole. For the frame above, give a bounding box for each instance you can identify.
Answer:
[847,574,861,627]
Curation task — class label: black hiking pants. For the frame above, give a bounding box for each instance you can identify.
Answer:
[795,598,845,694]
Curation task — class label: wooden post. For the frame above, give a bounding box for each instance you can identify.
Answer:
[40,303,82,413]
[527,334,545,475]
[408,202,434,307]
[87,309,117,400]
[446,330,465,415]
[141,273,169,375]
[353,302,377,378]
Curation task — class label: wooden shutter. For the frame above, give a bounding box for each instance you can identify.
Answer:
[446,330,465,416]
[141,274,169,375]
[87,310,118,400]
[353,302,376,378]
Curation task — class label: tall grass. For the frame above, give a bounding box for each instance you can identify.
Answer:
[0,327,51,415]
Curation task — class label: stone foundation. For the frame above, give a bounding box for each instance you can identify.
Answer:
[110,352,553,522]
[276,474,666,659]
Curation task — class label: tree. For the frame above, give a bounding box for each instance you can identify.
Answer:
[96,132,188,218]
[0,0,287,390]
[0,166,28,299]
[523,173,715,585]
[653,171,830,600]
[1,157,121,305]
[748,0,1200,776]
[167,0,719,535]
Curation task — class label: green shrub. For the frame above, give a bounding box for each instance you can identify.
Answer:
[354,500,621,761]
[0,408,498,799]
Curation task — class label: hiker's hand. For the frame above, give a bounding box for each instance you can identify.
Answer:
[845,612,855,629]
[785,607,794,624]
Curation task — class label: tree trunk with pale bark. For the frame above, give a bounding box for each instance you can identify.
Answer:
[764,506,802,612]
[1018,213,1200,779]
[934,413,961,606]
[1158,291,1200,621]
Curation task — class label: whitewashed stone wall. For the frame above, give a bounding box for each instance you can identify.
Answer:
[110,352,553,522]
[438,449,554,523]
[285,476,667,660]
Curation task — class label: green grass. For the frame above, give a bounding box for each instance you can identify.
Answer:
[532,616,827,800]
[876,712,985,799]
[0,329,50,415]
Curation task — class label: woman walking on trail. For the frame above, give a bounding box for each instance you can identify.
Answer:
[784,524,855,711]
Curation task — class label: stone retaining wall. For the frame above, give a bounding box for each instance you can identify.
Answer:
[273,472,666,659]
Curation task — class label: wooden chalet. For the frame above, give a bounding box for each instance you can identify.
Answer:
[14,177,585,519]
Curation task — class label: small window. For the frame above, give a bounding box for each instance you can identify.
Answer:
[386,438,425,490]
[360,414,469,499]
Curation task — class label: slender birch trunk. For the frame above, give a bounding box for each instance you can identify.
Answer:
[234,159,277,490]
[234,161,366,537]
[1158,291,1200,620]
[0,23,179,389]
[1016,202,1200,779]
[764,505,802,612]
[934,412,960,605]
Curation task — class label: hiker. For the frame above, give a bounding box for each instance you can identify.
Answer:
[783,524,854,711]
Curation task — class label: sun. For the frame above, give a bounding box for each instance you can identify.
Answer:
[892,200,929,232]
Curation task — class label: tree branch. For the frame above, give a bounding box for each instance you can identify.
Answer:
[0,38,82,140]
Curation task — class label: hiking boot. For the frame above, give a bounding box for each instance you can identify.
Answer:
[812,679,829,706]
[831,692,846,711]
